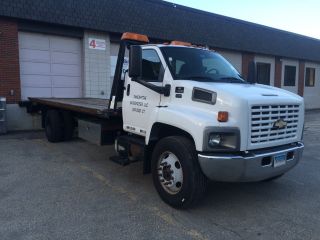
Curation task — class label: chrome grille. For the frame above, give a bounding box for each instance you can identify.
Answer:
[250,104,300,144]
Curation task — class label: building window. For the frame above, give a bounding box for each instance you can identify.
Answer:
[305,67,315,87]
[256,63,271,85]
[284,65,296,86]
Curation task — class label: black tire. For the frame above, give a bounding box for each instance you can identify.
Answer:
[45,110,64,143]
[151,136,208,209]
[62,111,75,141]
[262,174,284,182]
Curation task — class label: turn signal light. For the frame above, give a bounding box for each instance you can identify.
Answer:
[121,32,149,43]
[218,111,229,122]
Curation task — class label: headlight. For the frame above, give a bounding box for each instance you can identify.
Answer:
[204,128,240,152]
[208,134,222,147]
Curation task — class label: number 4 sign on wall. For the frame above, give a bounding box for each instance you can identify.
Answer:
[89,38,106,50]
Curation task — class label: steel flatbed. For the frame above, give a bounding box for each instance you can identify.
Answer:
[29,98,121,118]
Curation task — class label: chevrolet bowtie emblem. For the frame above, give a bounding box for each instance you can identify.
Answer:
[272,119,287,130]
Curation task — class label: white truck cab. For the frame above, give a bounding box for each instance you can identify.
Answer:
[113,33,304,208]
[33,32,304,209]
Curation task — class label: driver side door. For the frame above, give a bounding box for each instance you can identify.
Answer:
[122,48,164,136]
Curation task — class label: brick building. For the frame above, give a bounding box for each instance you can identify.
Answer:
[0,0,320,130]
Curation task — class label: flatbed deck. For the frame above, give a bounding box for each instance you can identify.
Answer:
[29,98,120,118]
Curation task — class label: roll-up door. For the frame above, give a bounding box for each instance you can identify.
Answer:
[19,32,82,100]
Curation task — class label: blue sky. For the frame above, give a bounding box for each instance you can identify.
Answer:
[165,0,320,40]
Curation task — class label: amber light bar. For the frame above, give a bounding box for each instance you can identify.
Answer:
[170,41,192,46]
[121,32,149,43]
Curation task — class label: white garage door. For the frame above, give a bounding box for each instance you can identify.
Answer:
[218,50,242,74]
[19,32,82,100]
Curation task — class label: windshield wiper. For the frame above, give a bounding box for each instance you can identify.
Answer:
[183,76,215,81]
[219,77,246,83]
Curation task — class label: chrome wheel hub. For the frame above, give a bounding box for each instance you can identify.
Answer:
[157,151,183,194]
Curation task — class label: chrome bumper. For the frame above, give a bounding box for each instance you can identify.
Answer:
[198,142,304,182]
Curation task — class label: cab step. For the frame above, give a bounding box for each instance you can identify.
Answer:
[110,155,131,166]
[110,135,145,166]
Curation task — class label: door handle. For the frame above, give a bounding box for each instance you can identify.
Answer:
[126,84,131,96]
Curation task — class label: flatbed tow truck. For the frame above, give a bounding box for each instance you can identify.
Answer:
[27,32,304,208]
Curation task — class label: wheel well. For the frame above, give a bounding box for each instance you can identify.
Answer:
[143,123,196,175]
[149,123,195,146]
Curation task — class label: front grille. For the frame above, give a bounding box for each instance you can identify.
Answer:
[250,104,300,144]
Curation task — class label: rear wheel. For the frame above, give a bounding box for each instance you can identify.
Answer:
[45,110,64,143]
[151,136,208,209]
[62,111,75,141]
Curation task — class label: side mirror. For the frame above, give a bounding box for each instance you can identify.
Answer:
[129,45,142,79]
[247,61,256,84]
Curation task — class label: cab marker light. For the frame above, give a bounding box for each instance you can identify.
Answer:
[218,111,229,122]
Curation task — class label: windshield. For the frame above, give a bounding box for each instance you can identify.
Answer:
[160,47,245,83]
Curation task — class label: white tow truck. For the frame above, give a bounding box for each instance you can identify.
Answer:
[28,33,304,208]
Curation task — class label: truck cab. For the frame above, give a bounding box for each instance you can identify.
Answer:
[111,33,304,208]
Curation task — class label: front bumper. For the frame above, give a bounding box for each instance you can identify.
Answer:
[198,142,304,182]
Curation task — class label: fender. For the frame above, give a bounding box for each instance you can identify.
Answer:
[146,105,219,151]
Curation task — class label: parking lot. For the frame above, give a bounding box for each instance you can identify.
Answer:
[0,111,319,240]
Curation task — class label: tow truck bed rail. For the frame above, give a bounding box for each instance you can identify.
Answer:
[29,98,121,118]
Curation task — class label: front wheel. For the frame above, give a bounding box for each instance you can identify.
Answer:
[151,136,208,209]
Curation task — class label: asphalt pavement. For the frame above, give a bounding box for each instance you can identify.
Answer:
[0,111,320,240]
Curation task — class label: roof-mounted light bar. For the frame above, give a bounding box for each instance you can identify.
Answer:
[170,41,192,46]
[121,32,149,43]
